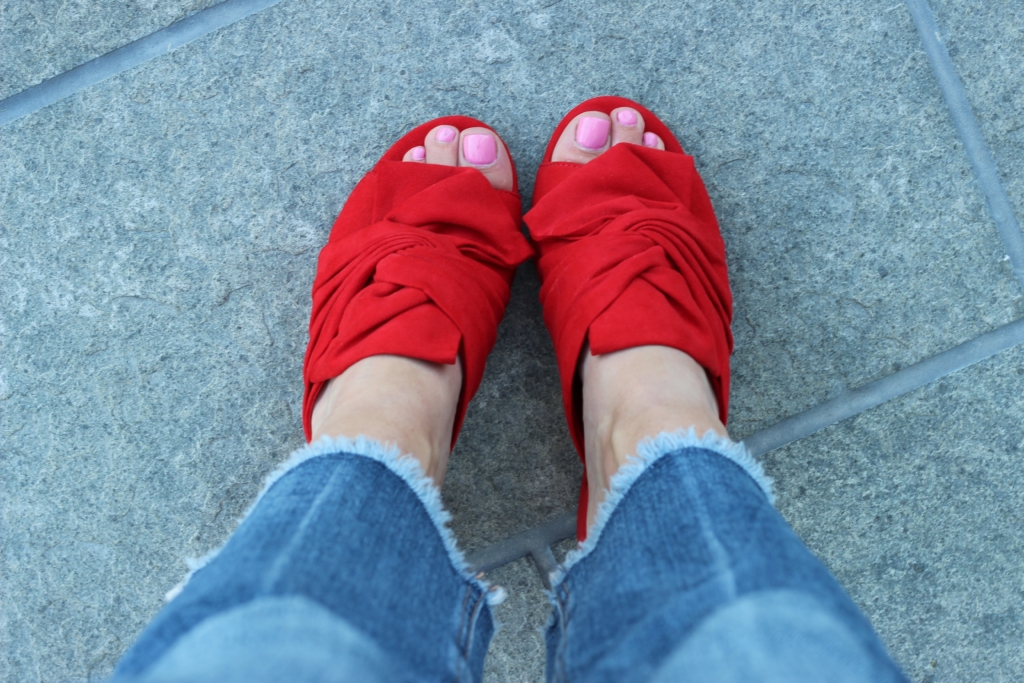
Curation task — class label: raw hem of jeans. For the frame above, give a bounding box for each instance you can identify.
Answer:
[549,428,774,589]
[165,435,504,606]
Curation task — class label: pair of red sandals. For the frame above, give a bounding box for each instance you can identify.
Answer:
[302,96,734,541]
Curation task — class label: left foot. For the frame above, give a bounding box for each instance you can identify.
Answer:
[581,345,727,532]
[310,122,520,486]
[550,106,665,165]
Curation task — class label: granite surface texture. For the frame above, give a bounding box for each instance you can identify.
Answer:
[930,0,1024,250]
[1,0,1022,682]
[765,345,1024,683]
[0,0,221,101]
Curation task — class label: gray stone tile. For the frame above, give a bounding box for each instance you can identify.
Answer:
[764,343,1024,683]
[928,0,1024,252]
[445,261,581,550]
[480,540,574,683]
[2,0,1022,681]
[482,558,551,683]
[690,2,1022,440]
[0,0,220,101]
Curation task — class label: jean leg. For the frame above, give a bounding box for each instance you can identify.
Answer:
[111,437,497,683]
[547,430,909,683]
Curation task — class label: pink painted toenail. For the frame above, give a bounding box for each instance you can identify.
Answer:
[411,146,426,161]
[643,132,658,148]
[463,134,497,165]
[436,126,457,143]
[576,117,610,150]
[616,109,638,126]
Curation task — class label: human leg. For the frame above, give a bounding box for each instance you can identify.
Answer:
[547,433,908,683]
[310,355,462,485]
[526,97,908,682]
[111,118,531,682]
[112,437,496,683]
[581,344,726,529]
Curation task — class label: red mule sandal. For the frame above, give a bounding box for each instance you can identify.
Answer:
[524,97,735,541]
[303,117,534,447]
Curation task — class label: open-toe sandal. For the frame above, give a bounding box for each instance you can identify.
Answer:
[303,117,534,446]
[524,96,734,541]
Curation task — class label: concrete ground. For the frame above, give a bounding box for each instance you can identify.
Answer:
[2,0,1022,681]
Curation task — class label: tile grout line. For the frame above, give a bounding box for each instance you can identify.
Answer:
[742,316,1024,457]
[0,0,284,127]
[904,0,1024,291]
[474,316,1024,577]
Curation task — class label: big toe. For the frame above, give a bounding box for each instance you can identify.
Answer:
[459,127,514,192]
[551,112,612,163]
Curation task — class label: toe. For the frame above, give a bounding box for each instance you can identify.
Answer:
[641,132,666,151]
[424,125,459,166]
[610,107,644,147]
[403,146,427,162]
[551,112,612,164]
[458,127,513,192]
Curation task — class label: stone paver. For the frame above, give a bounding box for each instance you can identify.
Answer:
[930,0,1024,246]
[766,345,1024,683]
[1,1,1022,681]
[0,0,220,101]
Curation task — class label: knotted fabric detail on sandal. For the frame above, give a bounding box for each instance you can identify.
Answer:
[303,143,533,446]
[525,137,733,540]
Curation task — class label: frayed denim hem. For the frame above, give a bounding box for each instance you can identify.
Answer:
[164,435,505,607]
[550,428,774,589]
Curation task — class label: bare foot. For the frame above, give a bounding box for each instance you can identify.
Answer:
[311,122,515,486]
[311,356,462,486]
[550,106,665,164]
[581,345,727,531]
[402,123,514,191]
[549,108,723,532]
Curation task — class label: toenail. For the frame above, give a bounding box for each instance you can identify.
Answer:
[576,117,611,150]
[616,109,638,126]
[411,146,426,161]
[463,134,497,166]
[436,126,457,143]
[643,132,658,148]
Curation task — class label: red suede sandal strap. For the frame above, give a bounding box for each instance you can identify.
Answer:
[525,97,734,541]
[303,116,533,447]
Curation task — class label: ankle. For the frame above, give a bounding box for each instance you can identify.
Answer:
[311,355,462,485]
[581,345,727,528]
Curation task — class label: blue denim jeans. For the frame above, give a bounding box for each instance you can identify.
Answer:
[110,432,908,683]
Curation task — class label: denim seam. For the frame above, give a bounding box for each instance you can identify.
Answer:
[455,590,469,683]
[550,428,774,588]
[259,465,343,593]
[457,588,490,683]
[680,451,738,599]
[455,587,474,683]
[553,584,570,683]
[164,435,496,603]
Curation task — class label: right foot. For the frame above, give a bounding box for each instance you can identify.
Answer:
[402,124,514,191]
[311,120,516,486]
